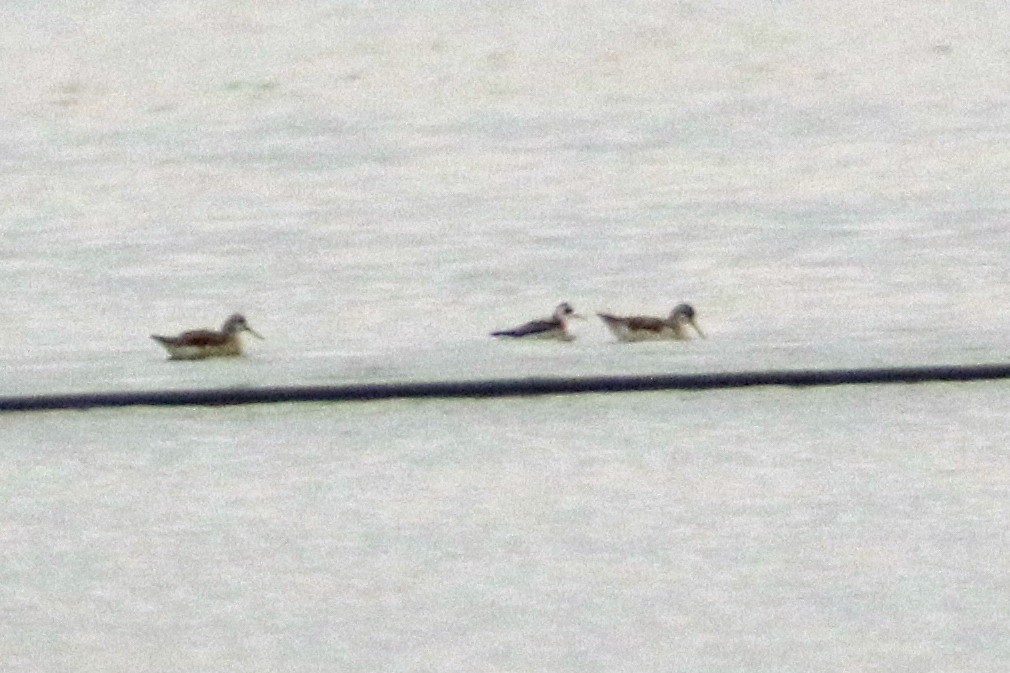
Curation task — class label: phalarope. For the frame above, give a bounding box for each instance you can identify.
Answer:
[597,303,705,342]
[491,302,584,341]
[151,313,264,360]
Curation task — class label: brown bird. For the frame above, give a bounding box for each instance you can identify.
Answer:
[491,302,584,341]
[597,303,705,342]
[151,313,264,360]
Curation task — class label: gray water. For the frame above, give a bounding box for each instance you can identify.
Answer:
[3,1,1010,670]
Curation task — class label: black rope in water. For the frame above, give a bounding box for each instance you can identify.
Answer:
[1,362,1009,413]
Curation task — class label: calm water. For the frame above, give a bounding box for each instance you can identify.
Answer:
[3,1,1010,670]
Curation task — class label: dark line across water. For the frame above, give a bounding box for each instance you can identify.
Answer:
[1,362,1008,413]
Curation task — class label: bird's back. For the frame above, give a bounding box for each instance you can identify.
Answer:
[491,318,567,339]
[151,329,242,359]
[597,313,673,341]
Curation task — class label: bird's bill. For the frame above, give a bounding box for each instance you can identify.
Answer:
[691,320,706,339]
[246,327,265,340]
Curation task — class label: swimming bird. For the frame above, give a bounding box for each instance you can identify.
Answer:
[151,313,264,360]
[491,302,583,341]
[597,303,705,342]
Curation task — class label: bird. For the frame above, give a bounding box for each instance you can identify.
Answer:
[151,313,264,360]
[597,303,705,342]
[491,302,584,341]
